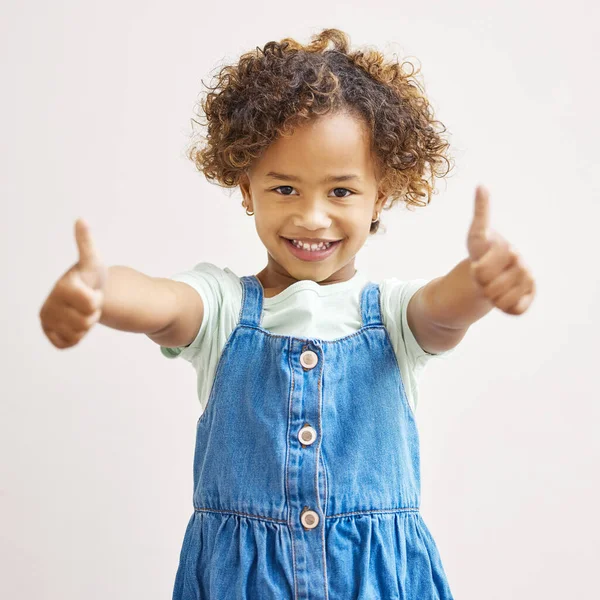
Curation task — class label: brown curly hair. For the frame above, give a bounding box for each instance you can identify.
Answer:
[187,28,454,234]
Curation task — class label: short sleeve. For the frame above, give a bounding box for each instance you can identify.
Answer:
[158,262,239,364]
[379,278,456,413]
[400,280,457,365]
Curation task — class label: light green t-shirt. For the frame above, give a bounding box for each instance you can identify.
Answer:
[160,263,455,415]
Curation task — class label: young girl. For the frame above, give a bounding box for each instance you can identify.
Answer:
[40,28,535,600]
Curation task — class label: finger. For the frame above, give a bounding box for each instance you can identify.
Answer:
[47,320,86,346]
[45,301,101,333]
[510,292,535,315]
[469,185,491,239]
[45,327,75,349]
[61,275,103,314]
[75,218,99,270]
[482,259,526,301]
[495,276,534,314]
[513,277,536,314]
[471,237,516,285]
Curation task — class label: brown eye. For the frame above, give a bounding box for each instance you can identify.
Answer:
[273,186,295,195]
[332,188,353,198]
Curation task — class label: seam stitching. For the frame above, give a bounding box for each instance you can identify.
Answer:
[193,507,287,524]
[326,507,420,519]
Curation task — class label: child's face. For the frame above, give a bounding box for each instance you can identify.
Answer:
[239,111,386,285]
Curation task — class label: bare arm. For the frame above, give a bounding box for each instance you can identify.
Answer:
[407,258,493,355]
[40,220,204,351]
[100,266,204,347]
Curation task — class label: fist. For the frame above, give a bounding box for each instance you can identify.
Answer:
[467,185,536,316]
[39,219,108,349]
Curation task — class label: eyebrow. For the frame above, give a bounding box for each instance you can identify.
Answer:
[265,171,362,184]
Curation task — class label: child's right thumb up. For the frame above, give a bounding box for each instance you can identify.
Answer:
[39,219,108,349]
[74,218,108,293]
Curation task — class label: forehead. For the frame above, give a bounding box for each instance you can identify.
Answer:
[252,112,375,180]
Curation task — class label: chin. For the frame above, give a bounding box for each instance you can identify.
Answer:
[293,262,339,281]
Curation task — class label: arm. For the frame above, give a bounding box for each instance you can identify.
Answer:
[407,186,536,355]
[100,266,204,348]
[407,258,493,354]
[40,220,205,351]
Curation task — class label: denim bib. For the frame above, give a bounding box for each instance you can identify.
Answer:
[172,275,454,599]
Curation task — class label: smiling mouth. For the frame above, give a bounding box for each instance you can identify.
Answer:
[288,239,332,250]
[281,236,342,261]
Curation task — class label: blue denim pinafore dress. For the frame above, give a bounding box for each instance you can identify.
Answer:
[172,275,454,599]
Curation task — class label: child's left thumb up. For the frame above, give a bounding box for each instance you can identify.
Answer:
[467,185,494,262]
[466,185,537,316]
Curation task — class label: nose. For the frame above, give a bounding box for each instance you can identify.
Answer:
[292,197,332,231]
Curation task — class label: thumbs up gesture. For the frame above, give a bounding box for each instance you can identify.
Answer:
[39,219,109,349]
[467,186,536,315]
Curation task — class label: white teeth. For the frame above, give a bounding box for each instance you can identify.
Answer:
[291,239,332,251]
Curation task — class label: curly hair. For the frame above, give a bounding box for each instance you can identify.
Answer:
[187,28,454,233]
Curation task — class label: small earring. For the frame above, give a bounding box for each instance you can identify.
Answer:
[371,211,380,224]
[241,200,254,216]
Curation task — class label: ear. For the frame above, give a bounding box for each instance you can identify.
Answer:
[239,171,253,208]
[374,186,387,214]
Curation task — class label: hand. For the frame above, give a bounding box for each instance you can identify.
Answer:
[39,219,108,349]
[467,185,536,315]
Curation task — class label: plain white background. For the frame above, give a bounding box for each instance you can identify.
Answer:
[1,1,598,598]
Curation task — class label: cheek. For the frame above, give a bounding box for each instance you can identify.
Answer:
[253,212,282,245]
[346,209,373,236]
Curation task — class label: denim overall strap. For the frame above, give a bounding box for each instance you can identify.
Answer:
[239,275,264,328]
[360,281,383,327]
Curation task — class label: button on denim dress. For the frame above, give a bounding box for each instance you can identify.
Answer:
[172,275,454,599]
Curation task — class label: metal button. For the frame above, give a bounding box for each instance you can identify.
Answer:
[300,350,318,369]
[300,508,319,529]
[298,425,317,446]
